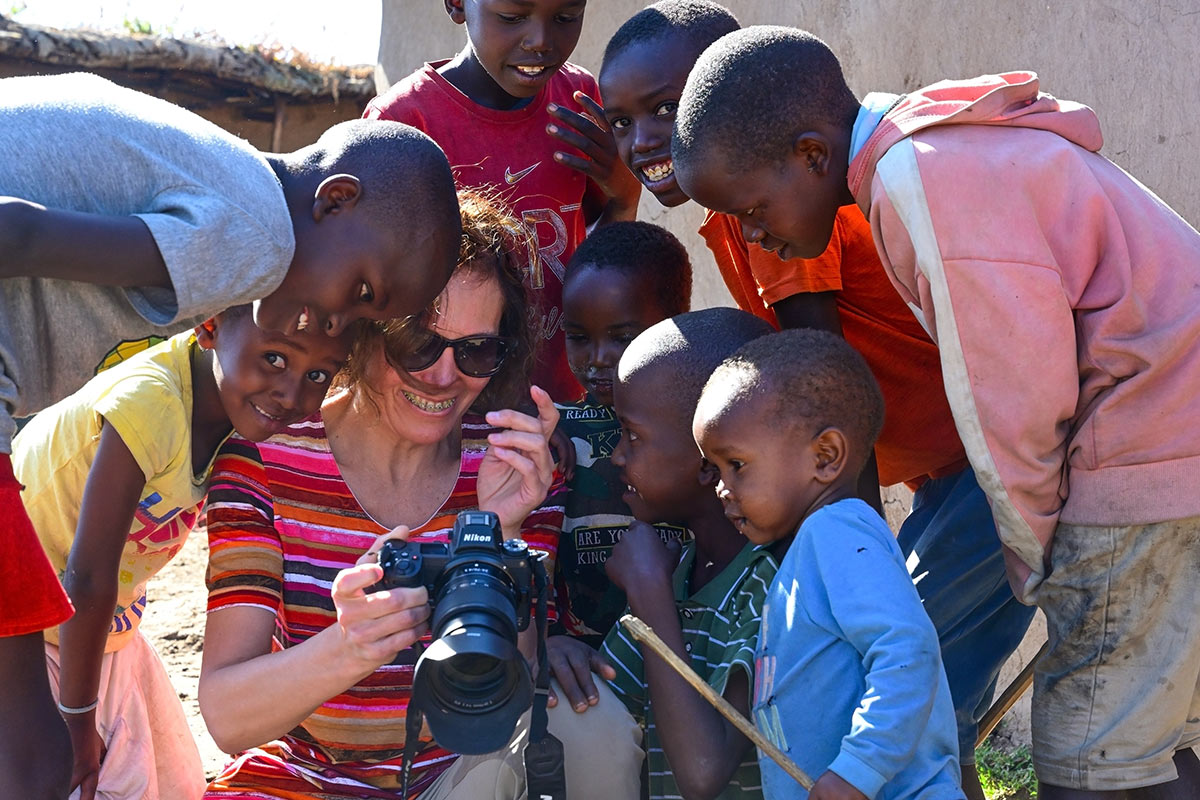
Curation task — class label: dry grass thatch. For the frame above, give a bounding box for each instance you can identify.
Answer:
[0,14,375,102]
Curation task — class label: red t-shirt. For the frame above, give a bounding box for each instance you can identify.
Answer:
[698,208,968,487]
[0,453,73,637]
[366,61,608,403]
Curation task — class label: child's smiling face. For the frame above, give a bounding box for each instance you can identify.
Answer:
[199,310,352,442]
[599,36,696,208]
[562,265,669,406]
[448,0,586,106]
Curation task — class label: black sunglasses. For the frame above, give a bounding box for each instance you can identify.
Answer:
[386,327,514,378]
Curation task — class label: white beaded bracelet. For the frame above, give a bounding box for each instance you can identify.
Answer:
[57,698,99,715]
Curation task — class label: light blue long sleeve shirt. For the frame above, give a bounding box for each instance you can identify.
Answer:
[754,499,964,799]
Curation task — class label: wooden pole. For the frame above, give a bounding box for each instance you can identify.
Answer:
[619,614,815,790]
[271,94,286,152]
[975,641,1048,748]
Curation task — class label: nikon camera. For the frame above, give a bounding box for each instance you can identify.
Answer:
[376,510,537,754]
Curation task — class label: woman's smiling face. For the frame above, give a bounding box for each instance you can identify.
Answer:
[366,270,506,445]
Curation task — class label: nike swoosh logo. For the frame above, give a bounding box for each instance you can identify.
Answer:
[505,162,540,184]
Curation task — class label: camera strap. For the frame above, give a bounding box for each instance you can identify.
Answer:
[524,555,567,799]
[399,680,426,799]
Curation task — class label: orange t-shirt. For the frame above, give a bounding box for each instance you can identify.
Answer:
[698,207,967,487]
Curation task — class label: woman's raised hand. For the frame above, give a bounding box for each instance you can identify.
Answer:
[477,385,560,537]
[331,526,431,673]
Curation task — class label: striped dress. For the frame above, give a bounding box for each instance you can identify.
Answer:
[204,413,563,799]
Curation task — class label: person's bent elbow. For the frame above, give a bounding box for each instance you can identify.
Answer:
[0,198,41,278]
[197,674,262,756]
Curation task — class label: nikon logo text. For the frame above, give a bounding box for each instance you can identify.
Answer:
[461,531,493,544]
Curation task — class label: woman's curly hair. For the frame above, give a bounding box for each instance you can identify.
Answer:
[337,187,536,414]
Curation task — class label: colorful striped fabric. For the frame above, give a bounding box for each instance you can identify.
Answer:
[204,413,563,799]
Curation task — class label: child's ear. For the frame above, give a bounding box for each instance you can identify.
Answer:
[811,427,849,484]
[312,174,363,221]
[444,0,467,24]
[698,457,719,488]
[791,131,834,178]
[195,318,218,349]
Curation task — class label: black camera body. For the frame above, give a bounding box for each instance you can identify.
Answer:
[377,510,538,755]
[377,511,535,632]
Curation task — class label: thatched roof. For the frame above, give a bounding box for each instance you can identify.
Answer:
[0,14,376,104]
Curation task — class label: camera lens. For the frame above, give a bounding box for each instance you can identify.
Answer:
[404,511,537,755]
[428,645,520,711]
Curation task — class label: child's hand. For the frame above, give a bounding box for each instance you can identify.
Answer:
[808,771,869,800]
[605,520,681,595]
[478,386,559,537]
[546,635,617,712]
[548,92,641,216]
[549,425,577,482]
[65,717,105,800]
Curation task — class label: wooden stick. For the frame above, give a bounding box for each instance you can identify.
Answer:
[975,641,1048,748]
[619,614,815,790]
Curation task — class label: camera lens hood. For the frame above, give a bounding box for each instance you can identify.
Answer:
[410,630,533,754]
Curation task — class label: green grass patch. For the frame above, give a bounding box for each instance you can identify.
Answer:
[977,741,1037,799]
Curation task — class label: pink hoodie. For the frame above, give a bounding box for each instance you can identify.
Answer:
[847,72,1200,602]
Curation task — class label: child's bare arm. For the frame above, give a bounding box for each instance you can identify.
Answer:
[607,522,753,799]
[0,197,170,289]
[0,632,72,800]
[57,424,148,800]
[547,93,640,227]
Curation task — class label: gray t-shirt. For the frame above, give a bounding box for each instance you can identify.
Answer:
[0,72,295,452]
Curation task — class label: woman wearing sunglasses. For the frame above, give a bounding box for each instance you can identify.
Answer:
[196,191,565,799]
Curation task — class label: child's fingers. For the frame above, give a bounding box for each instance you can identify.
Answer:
[550,426,577,482]
[548,120,606,159]
[547,103,604,140]
[548,649,595,711]
[553,152,593,178]
[590,651,617,681]
[573,91,609,127]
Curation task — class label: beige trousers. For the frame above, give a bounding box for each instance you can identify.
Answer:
[421,678,644,800]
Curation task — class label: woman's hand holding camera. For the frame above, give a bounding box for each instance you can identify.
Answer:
[478,385,560,537]
[331,527,431,674]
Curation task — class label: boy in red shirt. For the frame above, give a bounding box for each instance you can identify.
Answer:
[365,0,640,401]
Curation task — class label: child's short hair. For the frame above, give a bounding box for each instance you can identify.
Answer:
[602,0,740,69]
[307,119,459,234]
[566,221,693,316]
[708,328,884,471]
[673,26,859,173]
[618,307,774,424]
